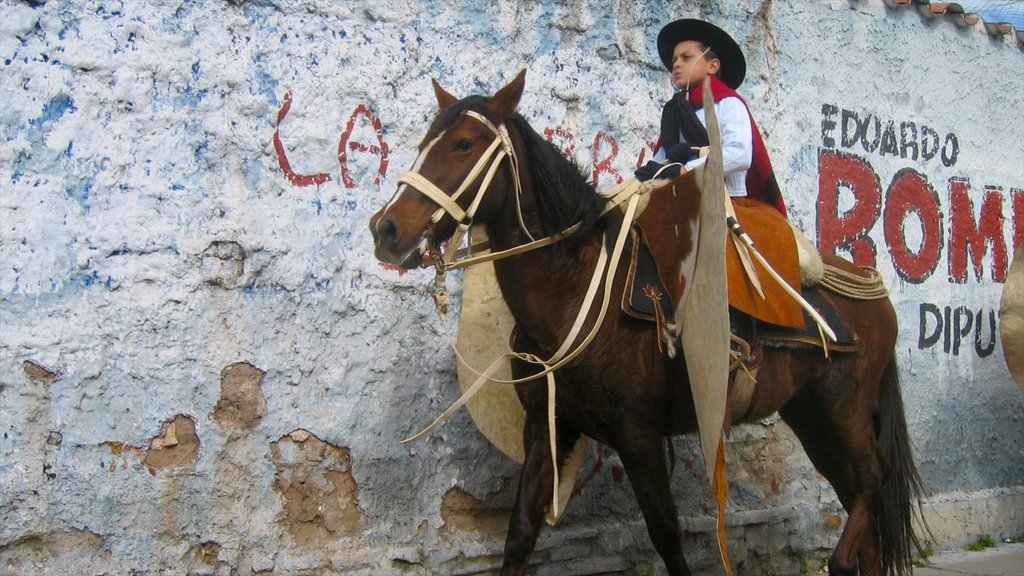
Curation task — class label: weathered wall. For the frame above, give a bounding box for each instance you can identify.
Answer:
[0,1,1021,574]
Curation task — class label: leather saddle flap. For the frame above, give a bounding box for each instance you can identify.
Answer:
[619,226,674,322]
[726,198,804,329]
[758,286,858,352]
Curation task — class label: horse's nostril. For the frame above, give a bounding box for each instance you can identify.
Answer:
[377,217,398,250]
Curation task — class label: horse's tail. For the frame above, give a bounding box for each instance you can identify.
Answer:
[875,355,929,576]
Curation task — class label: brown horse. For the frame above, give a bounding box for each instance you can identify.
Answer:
[369,71,925,576]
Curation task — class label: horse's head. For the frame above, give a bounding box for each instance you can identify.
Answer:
[370,70,527,269]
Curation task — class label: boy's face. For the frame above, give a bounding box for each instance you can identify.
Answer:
[671,40,721,90]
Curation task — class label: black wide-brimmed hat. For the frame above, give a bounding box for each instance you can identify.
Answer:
[657,19,746,89]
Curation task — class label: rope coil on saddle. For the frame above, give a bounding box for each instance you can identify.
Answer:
[820,264,889,300]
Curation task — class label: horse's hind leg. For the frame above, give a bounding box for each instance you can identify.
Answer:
[780,372,884,576]
[501,417,580,576]
[616,435,692,576]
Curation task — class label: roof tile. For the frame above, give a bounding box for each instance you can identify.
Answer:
[885,0,1021,49]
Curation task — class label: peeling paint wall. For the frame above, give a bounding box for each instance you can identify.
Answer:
[1,1,1022,575]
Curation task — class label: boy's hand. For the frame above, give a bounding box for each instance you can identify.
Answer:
[665,143,698,164]
[634,161,681,182]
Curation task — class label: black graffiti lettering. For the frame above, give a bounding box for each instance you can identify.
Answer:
[920,125,940,161]
[952,305,973,355]
[880,120,899,157]
[861,115,882,153]
[975,308,997,358]
[941,132,960,167]
[943,305,951,353]
[824,105,958,167]
[918,303,1000,357]
[841,108,863,148]
[918,303,942,349]
[821,103,838,148]
[900,121,919,161]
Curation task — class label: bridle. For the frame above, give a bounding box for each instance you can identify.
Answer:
[393,109,535,272]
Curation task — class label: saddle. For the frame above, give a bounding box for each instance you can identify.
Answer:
[610,184,862,422]
[611,181,856,353]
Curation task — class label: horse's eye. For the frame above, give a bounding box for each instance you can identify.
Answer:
[453,139,473,152]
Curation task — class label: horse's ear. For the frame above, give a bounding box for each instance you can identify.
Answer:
[488,69,526,121]
[433,78,457,112]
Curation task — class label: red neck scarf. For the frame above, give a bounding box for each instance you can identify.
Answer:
[688,77,787,217]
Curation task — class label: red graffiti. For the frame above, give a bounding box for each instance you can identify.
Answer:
[817,150,882,267]
[1013,189,1024,251]
[592,131,623,189]
[818,150,1019,283]
[949,182,1008,282]
[544,127,577,159]
[338,105,390,189]
[883,168,943,283]
[571,443,606,499]
[273,92,332,187]
[635,140,658,169]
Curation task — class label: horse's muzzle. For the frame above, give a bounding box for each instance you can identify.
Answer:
[369,209,427,269]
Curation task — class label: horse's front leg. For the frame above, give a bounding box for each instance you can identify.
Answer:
[617,435,693,576]
[501,416,579,576]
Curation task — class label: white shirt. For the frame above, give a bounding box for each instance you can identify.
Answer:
[652,95,753,197]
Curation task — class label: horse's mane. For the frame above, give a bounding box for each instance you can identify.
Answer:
[505,115,606,243]
[430,97,606,246]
